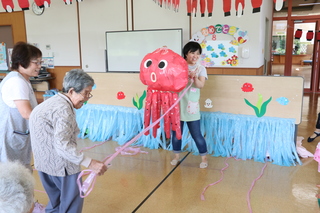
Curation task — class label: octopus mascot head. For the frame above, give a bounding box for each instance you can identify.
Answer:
[140,47,188,92]
[139,47,188,140]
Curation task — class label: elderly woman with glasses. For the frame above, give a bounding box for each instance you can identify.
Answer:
[0,41,42,171]
[29,69,107,212]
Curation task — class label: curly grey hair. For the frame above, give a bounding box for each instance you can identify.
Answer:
[62,69,94,93]
[0,161,35,213]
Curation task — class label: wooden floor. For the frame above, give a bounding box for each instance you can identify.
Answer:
[33,93,320,213]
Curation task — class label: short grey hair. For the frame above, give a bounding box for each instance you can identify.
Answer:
[0,161,35,213]
[62,69,94,93]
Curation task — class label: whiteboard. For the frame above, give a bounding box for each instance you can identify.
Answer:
[105,29,182,72]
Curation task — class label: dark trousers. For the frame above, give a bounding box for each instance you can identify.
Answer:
[172,120,207,156]
[38,171,84,213]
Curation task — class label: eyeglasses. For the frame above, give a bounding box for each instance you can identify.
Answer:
[79,92,93,99]
[31,60,44,66]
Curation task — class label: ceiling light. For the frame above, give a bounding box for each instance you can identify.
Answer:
[299,3,320,6]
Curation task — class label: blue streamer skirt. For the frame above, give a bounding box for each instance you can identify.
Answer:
[76,104,301,167]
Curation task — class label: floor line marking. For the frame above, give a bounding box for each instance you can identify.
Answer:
[132,152,191,213]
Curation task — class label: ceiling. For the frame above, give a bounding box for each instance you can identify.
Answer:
[280,0,320,12]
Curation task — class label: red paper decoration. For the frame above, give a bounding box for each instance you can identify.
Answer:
[307,30,314,41]
[235,0,245,16]
[316,31,320,41]
[207,0,213,17]
[186,0,196,16]
[251,0,263,13]
[17,0,29,10]
[294,29,302,39]
[223,0,231,17]
[1,0,14,12]
[35,0,51,8]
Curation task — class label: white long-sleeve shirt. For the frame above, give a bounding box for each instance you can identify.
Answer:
[30,93,91,176]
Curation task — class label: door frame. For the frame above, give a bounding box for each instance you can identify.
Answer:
[273,15,320,93]
[286,18,320,93]
[0,11,27,45]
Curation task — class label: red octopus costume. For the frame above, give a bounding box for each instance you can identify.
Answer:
[140,47,188,140]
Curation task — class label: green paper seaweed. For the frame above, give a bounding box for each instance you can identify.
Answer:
[133,90,146,110]
[244,93,272,117]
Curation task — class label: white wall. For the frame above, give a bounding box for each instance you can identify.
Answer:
[24,1,80,66]
[0,0,273,72]
[78,0,127,72]
[133,0,190,44]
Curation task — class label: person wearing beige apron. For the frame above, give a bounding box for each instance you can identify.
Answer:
[0,42,41,170]
[171,41,208,169]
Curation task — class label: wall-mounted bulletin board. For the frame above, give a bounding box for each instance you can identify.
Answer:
[105,29,182,72]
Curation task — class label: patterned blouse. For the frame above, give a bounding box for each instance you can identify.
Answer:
[30,93,91,177]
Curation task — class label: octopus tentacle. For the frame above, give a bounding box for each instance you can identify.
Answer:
[172,92,182,140]
[144,89,153,136]
[161,92,171,139]
[152,91,160,138]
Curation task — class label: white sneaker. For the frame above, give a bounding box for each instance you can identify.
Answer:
[170,159,180,165]
[200,162,208,169]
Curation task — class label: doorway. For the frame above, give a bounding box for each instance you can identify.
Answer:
[271,19,320,92]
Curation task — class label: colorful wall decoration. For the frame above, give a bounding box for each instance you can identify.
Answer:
[191,24,249,67]
[0,42,8,71]
[200,40,239,67]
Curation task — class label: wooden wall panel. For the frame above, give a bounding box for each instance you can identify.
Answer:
[87,73,303,124]
[272,54,312,65]
[47,66,81,90]
[207,66,264,76]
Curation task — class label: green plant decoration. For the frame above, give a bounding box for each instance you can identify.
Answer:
[244,93,272,117]
[133,90,146,110]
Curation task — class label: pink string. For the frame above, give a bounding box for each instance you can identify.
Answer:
[34,189,47,194]
[77,80,194,198]
[115,146,148,156]
[79,140,110,153]
[201,157,268,213]
[201,157,232,200]
[246,162,268,213]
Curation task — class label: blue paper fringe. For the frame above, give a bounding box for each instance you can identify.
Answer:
[76,104,301,167]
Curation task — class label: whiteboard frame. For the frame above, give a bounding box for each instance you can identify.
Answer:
[105,28,183,73]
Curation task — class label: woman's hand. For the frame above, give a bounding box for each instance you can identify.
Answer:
[88,159,107,176]
[189,72,196,80]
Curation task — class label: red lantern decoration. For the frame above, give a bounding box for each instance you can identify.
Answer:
[307,30,314,41]
[294,29,302,39]
[316,31,320,41]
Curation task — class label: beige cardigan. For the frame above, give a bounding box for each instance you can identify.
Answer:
[30,93,91,176]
